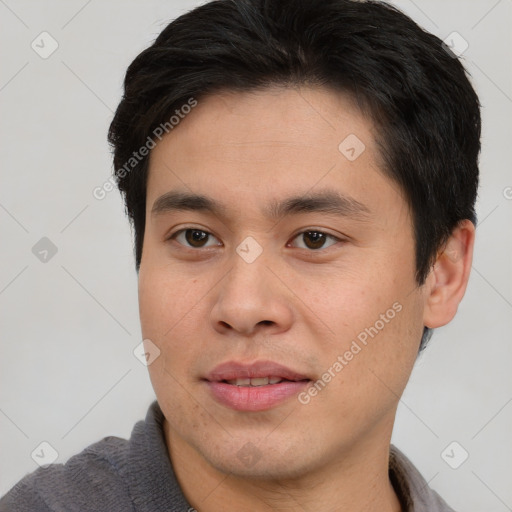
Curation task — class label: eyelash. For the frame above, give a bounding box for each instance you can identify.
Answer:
[167,227,342,251]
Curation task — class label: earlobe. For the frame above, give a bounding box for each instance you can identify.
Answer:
[423,220,475,329]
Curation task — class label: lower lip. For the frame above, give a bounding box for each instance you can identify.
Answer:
[206,380,309,412]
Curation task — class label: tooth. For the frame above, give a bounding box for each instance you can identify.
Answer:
[250,377,269,386]
[225,377,284,387]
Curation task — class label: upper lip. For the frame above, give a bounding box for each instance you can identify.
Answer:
[204,360,311,382]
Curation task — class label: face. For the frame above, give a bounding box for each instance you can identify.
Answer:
[138,86,427,479]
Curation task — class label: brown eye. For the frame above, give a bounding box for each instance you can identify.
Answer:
[185,229,208,247]
[290,230,339,250]
[172,229,221,248]
[303,231,326,249]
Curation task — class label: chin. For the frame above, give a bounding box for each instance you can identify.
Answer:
[198,439,319,481]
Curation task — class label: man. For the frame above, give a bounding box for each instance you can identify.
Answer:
[1,0,480,510]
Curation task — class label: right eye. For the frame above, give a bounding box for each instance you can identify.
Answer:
[169,228,222,249]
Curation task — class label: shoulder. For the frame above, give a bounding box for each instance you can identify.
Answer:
[0,436,135,512]
[390,444,458,512]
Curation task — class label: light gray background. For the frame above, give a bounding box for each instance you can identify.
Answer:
[1,0,511,509]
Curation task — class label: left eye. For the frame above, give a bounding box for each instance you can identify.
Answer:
[289,230,339,250]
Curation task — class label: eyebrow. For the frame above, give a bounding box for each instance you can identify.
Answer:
[151,190,371,221]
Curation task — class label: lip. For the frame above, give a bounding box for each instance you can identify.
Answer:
[204,360,311,412]
[205,360,310,382]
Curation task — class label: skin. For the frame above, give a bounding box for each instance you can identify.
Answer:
[138,86,475,512]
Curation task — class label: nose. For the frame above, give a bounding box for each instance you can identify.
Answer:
[210,249,294,337]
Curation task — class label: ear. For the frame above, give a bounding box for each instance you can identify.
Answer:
[423,220,475,329]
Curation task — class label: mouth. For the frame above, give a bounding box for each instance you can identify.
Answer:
[203,360,311,412]
[223,376,297,386]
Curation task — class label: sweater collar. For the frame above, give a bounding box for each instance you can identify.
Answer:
[132,401,454,512]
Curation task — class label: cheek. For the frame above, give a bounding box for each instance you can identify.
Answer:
[138,266,199,376]
[138,268,199,410]
[139,261,202,336]
[314,263,405,340]
[311,262,424,405]
[324,290,424,415]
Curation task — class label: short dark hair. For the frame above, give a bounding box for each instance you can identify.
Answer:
[108,0,480,351]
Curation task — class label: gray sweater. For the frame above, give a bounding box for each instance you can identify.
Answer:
[0,401,455,511]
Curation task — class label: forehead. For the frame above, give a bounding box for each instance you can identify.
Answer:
[146,86,405,223]
[150,86,376,162]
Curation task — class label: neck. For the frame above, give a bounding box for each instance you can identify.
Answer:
[164,423,402,512]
